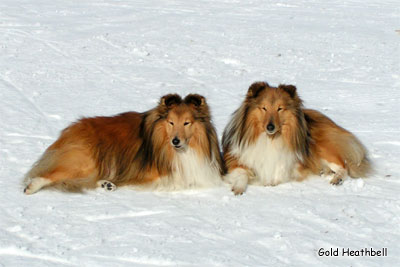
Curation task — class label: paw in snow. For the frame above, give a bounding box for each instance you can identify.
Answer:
[230,174,248,195]
[232,184,246,195]
[225,168,249,195]
[330,177,343,185]
[97,180,116,191]
[224,168,249,195]
[327,164,347,185]
[24,186,32,194]
[330,172,345,185]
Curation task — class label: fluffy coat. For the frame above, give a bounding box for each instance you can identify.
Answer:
[222,82,371,194]
[24,94,224,194]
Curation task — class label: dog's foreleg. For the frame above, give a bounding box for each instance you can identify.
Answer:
[224,168,250,195]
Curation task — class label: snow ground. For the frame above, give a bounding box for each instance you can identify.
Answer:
[1,0,399,266]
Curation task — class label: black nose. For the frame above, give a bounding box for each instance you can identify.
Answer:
[172,137,180,146]
[267,123,275,132]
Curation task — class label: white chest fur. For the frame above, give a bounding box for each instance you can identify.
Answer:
[232,133,298,186]
[149,148,221,190]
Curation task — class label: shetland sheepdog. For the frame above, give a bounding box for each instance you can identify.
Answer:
[222,82,371,194]
[24,94,224,194]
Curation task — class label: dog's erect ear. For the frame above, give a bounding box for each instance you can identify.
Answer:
[184,94,206,108]
[159,94,182,108]
[278,84,297,98]
[247,82,269,98]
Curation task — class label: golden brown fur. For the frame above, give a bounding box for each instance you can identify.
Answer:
[222,82,371,194]
[24,94,224,194]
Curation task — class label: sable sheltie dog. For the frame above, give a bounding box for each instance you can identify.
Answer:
[24,94,224,194]
[223,82,371,194]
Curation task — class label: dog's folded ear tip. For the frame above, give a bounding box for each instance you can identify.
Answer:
[278,84,297,98]
[184,94,206,107]
[247,81,269,98]
[160,94,182,107]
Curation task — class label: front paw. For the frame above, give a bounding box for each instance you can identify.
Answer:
[225,168,249,195]
[97,180,117,191]
[232,184,246,195]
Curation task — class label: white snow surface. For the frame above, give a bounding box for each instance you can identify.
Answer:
[1,0,399,266]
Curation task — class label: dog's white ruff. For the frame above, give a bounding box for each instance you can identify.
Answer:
[230,133,298,186]
[143,148,221,190]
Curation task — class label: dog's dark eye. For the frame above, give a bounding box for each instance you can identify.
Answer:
[277,107,283,112]
[262,107,267,111]
[169,121,174,125]
[184,122,190,126]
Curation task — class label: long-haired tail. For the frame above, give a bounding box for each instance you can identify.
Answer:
[341,135,372,178]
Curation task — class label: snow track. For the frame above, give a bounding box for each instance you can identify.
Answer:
[1,0,399,266]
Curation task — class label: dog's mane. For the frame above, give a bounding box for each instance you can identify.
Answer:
[222,82,269,151]
[136,94,182,175]
[183,94,225,175]
[277,84,311,163]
